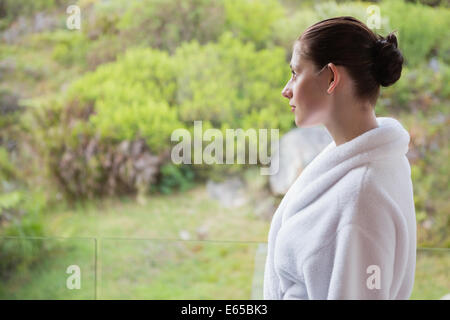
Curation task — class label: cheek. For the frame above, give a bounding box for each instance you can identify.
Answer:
[292,77,328,125]
[293,78,324,107]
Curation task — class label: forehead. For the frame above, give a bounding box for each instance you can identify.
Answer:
[290,42,304,69]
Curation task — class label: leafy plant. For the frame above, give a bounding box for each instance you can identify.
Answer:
[157,164,195,194]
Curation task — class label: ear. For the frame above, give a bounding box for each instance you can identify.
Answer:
[327,63,340,94]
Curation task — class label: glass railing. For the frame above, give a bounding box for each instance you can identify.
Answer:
[0,236,448,299]
[0,236,97,299]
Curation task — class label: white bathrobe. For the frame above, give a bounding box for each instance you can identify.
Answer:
[263,117,417,300]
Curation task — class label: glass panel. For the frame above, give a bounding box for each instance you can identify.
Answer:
[0,236,96,299]
[99,238,265,299]
[251,243,267,300]
[1,236,448,300]
[410,248,450,300]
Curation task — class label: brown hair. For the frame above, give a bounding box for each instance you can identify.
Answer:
[296,16,403,104]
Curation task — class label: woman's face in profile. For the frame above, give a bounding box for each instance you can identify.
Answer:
[282,41,330,127]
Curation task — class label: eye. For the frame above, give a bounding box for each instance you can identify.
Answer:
[291,70,296,78]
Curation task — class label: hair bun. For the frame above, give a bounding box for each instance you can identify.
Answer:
[371,32,404,87]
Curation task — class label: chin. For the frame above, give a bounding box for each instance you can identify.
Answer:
[295,114,318,128]
[294,107,325,128]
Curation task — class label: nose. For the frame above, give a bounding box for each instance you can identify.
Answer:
[281,83,292,100]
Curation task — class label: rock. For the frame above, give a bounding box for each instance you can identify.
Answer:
[429,113,446,125]
[269,126,332,195]
[130,139,146,158]
[196,225,209,240]
[428,57,440,73]
[422,219,434,230]
[206,176,248,208]
[0,57,16,75]
[1,13,59,44]
[253,195,278,221]
[179,230,191,241]
[34,12,58,33]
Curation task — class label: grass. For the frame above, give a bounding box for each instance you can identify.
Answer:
[0,185,270,299]
[0,184,448,299]
[410,248,450,300]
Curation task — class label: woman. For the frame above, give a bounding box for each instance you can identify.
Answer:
[263,16,416,299]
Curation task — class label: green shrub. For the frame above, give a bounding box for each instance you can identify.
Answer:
[273,0,449,67]
[156,164,195,194]
[313,1,385,24]
[0,189,48,281]
[0,147,18,182]
[50,31,90,67]
[117,0,226,53]
[380,0,450,66]
[402,113,450,247]
[224,0,285,49]
[271,8,319,52]
[25,48,184,198]
[0,0,62,30]
[171,32,291,176]
[26,30,294,198]
[174,32,292,132]
[378,61,450,113]
[84,0,133,36]
[64,47,182,154]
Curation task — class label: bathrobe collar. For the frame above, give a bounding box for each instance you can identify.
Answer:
[280,117,411,225]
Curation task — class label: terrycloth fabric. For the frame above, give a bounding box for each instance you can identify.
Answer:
[263,117,416,300]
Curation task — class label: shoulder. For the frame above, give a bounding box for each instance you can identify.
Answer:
[336,163,402,222]
[317,162,406,257]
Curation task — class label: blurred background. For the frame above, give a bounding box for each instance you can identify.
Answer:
[0,0,449,299]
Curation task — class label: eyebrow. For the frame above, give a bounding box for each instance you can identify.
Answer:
[290,62,299,71]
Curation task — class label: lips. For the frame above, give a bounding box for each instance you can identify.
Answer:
[290,104,296,112]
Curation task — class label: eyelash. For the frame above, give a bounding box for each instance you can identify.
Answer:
[291,70,296,78]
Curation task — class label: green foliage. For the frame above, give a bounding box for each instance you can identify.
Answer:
[65,47,182,154]
[0,190,22,210]
[156,164,195,194]
[276,0,450,68]
[0,147,17,181]
[401,113,450,247]
[412,153,450,248]
[50,31,90,67]
[116,0,226,53]
[0,0,62,30]
[85,0,133,36]
[26,32,293,197]
[170,32,292,177]
[313,1,381,23]
[0,88,22,133]
[380,0,450,66]
[271,8,319,51]
[224,0,285,49]
[0,189,48,281]
[88,0,288,54]
[0,0,449,253]
[377,60,450,113]
[174,32,292,132]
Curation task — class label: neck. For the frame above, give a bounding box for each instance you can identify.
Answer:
[324,104,378,146]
